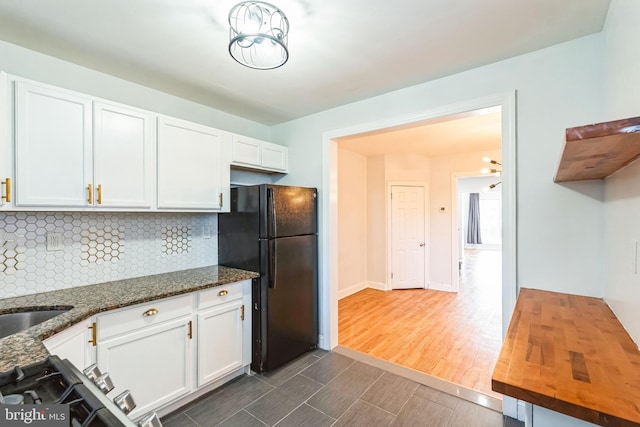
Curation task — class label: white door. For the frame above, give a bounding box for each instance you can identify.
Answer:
[93,102,154,208]
[14,81,92,207]
[96,316,194,418]
[157,117,228,210]
[196,300,244,387]
[391,185,426,289]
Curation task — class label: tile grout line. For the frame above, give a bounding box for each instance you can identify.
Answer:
[328,366,391,425]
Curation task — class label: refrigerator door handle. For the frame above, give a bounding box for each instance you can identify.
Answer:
[269,239,277,288]
[267,187,278,237]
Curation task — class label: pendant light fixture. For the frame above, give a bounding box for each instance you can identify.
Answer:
[228,1,289,70]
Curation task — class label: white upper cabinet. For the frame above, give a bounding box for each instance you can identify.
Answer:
[261,140,288,172]
[93,102,154,208]
[231,135,262,166]
[0,73,13,209]
[1,73,256,212]
[14,81,93,207]
[12,79,155,209]
[157,117,230,211]
[231,135,288,173]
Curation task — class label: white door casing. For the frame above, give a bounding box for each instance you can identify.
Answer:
[324,91,518,417]
[390,185,426,289]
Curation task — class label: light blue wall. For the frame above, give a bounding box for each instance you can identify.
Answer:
[0,39,270,139]
[603,0,640,346]
[273,33,606,352]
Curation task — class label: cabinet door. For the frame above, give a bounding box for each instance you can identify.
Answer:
[96,316,194,418]
[231,135,261,167]
[14,81,92,207]
[0,72,11,209]
[43,318,96,370]
[93,103,154,208]
[197,300,244,387]
[157,117,228,210]
[261,141,288,172]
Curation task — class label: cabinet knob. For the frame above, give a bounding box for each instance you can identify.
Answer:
[143,308,159,317]
[218,290,228,297]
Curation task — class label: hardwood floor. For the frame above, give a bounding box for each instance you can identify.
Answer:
[338,249,502,399]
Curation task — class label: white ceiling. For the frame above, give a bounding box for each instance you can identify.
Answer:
[0,0,610,125]
[338,109,502,157]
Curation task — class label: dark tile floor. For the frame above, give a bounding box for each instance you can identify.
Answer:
[162,351,523,427]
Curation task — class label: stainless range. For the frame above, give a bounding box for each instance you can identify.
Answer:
[0,356,161,427]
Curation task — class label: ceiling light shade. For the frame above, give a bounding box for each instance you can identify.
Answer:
[228,1,289,70]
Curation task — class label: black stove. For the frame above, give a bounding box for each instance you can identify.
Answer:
[0,356,138,427]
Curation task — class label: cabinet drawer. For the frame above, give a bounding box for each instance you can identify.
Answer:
[198,282,243,310]
[97,294,193,340]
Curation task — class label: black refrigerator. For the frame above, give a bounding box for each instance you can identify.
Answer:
[218,184,318,373]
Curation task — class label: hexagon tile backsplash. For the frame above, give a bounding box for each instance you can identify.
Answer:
[0,212,218,299]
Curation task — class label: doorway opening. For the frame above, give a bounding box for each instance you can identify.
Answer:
[323,93,516,407]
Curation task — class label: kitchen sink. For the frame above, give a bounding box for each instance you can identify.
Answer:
[0,308,72,339]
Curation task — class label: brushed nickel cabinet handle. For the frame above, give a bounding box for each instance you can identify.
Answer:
[1,177,10,202]
[218,290,228,297]
[143,308,159,317]
[88,183,93,204]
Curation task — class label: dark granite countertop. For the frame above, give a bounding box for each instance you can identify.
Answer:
[0,265,259,372]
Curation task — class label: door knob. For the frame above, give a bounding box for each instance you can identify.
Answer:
[419,243,425,247]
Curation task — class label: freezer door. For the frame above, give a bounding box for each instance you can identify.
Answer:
[263,185,317,238]
[261,234,318,371]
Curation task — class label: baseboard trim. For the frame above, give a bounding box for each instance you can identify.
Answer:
[428,282,454,292]
[367,281,387,291]
[334,346,502,413]
[338,282,368,299]
[338,281,388,299]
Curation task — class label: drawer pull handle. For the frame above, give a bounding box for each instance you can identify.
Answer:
[218,290,228,297]
[143,308,159,317]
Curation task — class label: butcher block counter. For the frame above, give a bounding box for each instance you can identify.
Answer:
[492,288,640,427]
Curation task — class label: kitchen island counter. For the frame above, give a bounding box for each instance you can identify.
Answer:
[0,265,259,372]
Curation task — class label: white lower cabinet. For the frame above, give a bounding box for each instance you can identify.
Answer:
[197,300,244,387]
[43,317,95,370]
[75,280,252,418]
[97,315,194,419]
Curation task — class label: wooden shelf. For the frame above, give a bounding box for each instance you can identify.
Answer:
[554,116,640,182]
[492,288,640,427]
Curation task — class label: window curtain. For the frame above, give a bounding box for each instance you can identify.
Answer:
[467,193,482,244]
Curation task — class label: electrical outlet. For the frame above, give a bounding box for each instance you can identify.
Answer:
[202,226,212,239]
[46,232,64,251]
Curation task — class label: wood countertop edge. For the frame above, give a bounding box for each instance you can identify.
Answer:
[491,378,639,427]
[492,288,640,427]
